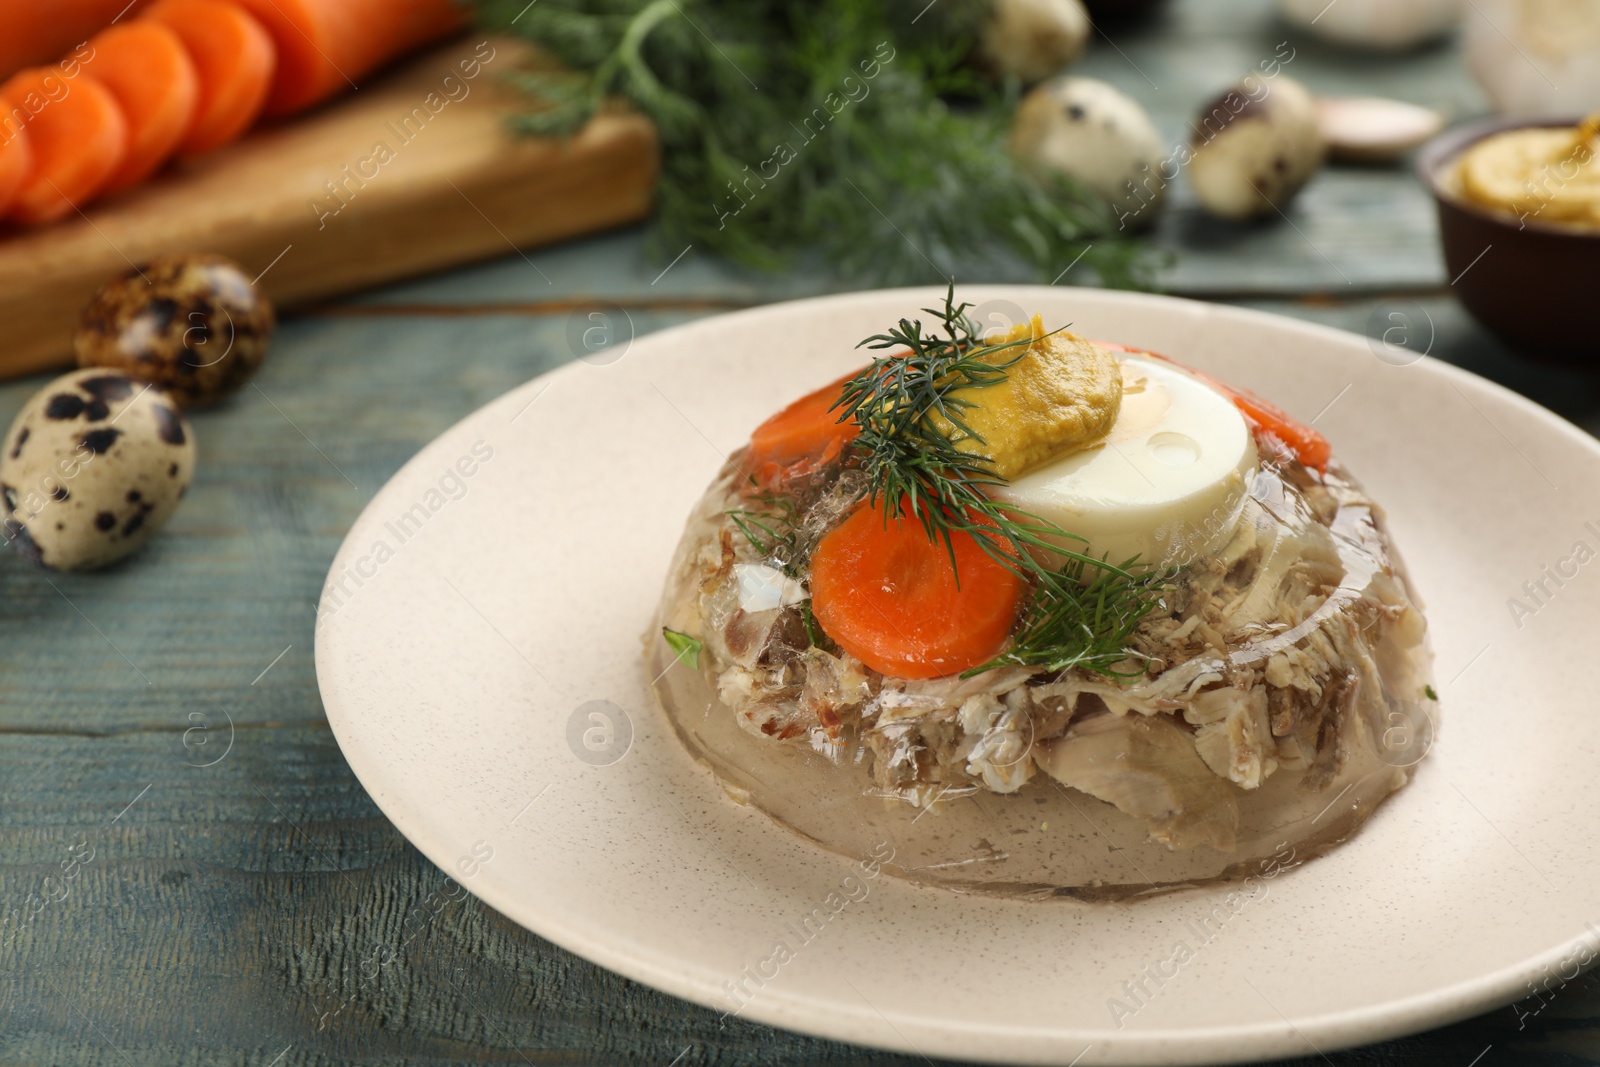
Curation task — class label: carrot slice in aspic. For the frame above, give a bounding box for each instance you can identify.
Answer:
[740,368,863,485]
[810,500,1025,679]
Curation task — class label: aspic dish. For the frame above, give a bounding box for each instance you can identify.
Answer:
[654,290,1437,897]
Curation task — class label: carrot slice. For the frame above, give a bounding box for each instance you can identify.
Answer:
[1219,388,1333,471]
[230,0,464,118]
[0,121,31,215]
[0,0,153,84]
[742,368,862,484]
[810,501,1025,679]
[145,0,275,155]
[79,22,198,194]
[1095,340,1333,470]
[2,67,128,225]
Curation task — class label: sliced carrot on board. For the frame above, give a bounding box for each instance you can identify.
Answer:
[80,22,198,194]
[0,121,31,215]
[741,368,862,485]
[1095,340,1333,471]
[0,0,153,84]
[810,501,1025,679]
[1,67,128,225]
[145,0,275,155]
[230,0,465,118]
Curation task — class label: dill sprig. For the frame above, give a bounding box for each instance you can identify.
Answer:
[835,284,1168,678]
[839,293,1024,536]
[470,0,1159,286]
[836,285,1097,576]
[726,489,835,651]
[973,553,1166,677]
[726,489,803,576]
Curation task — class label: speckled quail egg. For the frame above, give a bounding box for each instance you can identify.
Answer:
[1188,74,1326,220]
[1,369,196,570]
[975,0,1092,85]
[75,252,274,407]
[1010,75,1168,228]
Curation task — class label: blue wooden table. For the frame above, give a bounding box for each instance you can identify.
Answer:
[4,2,1600,1064]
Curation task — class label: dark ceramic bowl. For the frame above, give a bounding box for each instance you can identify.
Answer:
[1418,116,1600,361]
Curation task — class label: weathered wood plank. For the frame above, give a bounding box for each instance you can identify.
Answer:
[324,167,1449,302]
[0,310,707,732]
[0,2,1591,1055]
[0,728,876,1066]
[2,726,1597,1066]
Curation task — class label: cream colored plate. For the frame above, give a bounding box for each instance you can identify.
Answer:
[315,287,1600,1065]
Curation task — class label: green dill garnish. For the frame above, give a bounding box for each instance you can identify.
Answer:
[1424,684,1438,701]
[971,554,1165,677]
[471,0,1158,286]
[833,284,1168,679]
[725,490,803,575]
[662,627,704,669]
[836,284,1046,568]
[799,599,830,651]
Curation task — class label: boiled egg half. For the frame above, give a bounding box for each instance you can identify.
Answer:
[990,352,1256,569]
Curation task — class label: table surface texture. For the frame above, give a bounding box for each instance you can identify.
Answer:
[4,1,1600,1065]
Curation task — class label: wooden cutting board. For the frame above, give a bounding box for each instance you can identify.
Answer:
[0,34,658,380]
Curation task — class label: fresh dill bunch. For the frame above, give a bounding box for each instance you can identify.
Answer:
[835,284,1169,679]
[470,0,1159,286]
